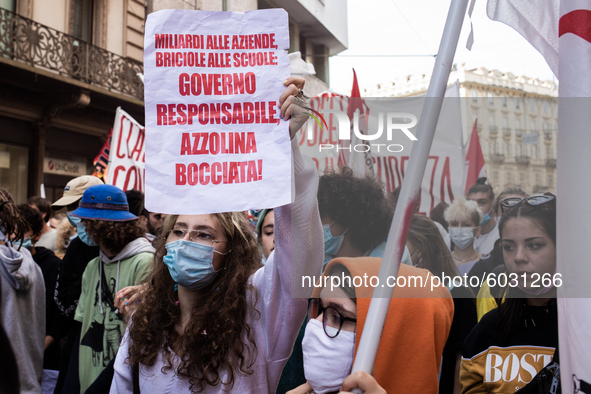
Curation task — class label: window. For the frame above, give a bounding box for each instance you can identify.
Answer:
[73,0,94,42]
[508,143,513,157]
[532,145,538,159]
[546,145,553,159]
[530,121,536,134]
[520,173,527,186]
[515,119,522,136]
[548,173,554,187]
[504,141,510,156]
[472,90,477,102]
[502,96,507,107]
[544,122,549,133]
[0,0,16,12]
[543,101,549,114]
[535,172,542,186]
[529,98,535,112]
[0,144,28,204]
[493,171,499,183]
[488,93,494,105]
[489,116,495,127]
[515,97,520,109]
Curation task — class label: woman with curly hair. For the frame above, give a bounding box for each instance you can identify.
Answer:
[69,184,155,392]
[110,76,323,393]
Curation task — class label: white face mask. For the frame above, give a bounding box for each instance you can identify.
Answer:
[449,227,475,250]
[302,319,356,394]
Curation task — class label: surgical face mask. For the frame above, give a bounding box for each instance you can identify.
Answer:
[323,222,346,269]
[20,238,32,250]
[480,212,491,226]
[449,227,475,250]
[67,212,97,247]
[302,319,355,394]
[163,240,222,290]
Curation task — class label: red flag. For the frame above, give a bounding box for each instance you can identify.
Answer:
[347,69,364,120]
[464,120,487,195]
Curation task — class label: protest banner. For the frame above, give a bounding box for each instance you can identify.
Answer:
[299,83,465,215]
[143,9,291,214]
[105,108,146,192]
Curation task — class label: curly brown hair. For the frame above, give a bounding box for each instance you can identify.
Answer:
[83,219,146,253]
[0,188,28,247]
[127,212,262,392]
[318,167,393,252]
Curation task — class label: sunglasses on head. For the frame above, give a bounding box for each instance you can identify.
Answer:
[500,193,555,214]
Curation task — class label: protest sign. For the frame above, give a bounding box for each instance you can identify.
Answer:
[143,9,291,214]
[299,84,465,215]
[106,108,146,191]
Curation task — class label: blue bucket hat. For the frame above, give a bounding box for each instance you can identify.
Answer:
[71,184,137,222]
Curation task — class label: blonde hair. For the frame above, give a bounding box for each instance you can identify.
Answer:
[444,197,483,227]
[56,218,76,250]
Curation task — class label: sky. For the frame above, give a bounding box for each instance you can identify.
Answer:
[328,0,556,95]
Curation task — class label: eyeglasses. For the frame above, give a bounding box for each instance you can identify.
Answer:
[500,194,555,214]
[168,228,228,248]
[307,298,357,338]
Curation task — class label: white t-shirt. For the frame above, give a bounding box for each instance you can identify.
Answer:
[35,227,58,251]
[473,221,499,256]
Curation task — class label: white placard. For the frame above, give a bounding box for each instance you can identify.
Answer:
[43,158,86,176]
[106,107,146,192]
[143,9,291,214]
[521,132,539,146]
[298,84,466,215]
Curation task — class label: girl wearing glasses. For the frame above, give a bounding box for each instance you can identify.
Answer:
[460,195,558,393]
[110,77,324,393]
[289,257,453,394]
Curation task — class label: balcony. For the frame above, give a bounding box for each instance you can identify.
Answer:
[0,7,143,101]
[491,153,505,163]
[516,156,530,165]
[503,127,511,136]
[545,132,552,140]
[489,126,498,135]
[515,128,524,137]
[546,158,557,167]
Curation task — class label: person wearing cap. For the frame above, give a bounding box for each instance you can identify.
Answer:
[68,184,155,393]
[51,175,104,393]
[289,257,454,394]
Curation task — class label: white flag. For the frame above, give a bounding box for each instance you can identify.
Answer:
[487,1,591,392]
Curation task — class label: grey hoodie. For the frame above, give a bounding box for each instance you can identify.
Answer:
[0,244,45,394]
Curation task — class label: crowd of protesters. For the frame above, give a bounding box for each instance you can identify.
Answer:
[0,76,558,394]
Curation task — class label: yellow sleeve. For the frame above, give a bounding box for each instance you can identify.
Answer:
[476,283,498,321]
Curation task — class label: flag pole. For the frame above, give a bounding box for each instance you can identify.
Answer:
[351,0,470,376]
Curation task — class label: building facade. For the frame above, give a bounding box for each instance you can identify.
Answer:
[0,0,145,204]
[363,65,558,196]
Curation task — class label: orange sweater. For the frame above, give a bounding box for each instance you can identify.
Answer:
[315,257,454,394]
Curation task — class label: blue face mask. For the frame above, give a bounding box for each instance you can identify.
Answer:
[20,238,32,250]
[323,222,346,269]
[480,213,490,226]
[163,240,222,290]
[67,212,97,247]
